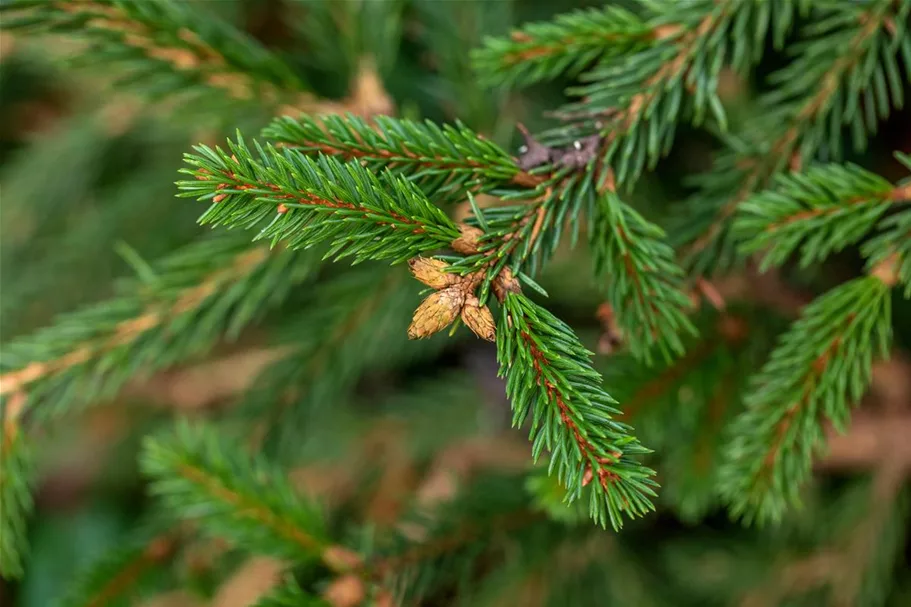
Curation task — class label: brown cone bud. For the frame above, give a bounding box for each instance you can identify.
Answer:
[452,224,484,255]
[323,574,365,607]
[460,296,496,341]
[408,257,458,289]
[871,252,900,287]
[492,267,521,302]
[408,287,463,339]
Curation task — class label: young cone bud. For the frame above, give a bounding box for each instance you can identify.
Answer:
[323,574,365,607]
[408,287,463,339]
[452,224,484,255]
[408,257,458,289]
[461,296,496,341]
[493,267,521,302]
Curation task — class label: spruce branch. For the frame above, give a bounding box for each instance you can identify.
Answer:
[599,311,757,521]
[718,276,894,524]
[496,292,657,529]
[864,208,911,298]
[472,5,651,88]
[61,529,177,607]
[259,115,613,285]
[548,0,799,188]
[0,233,317,423]
[736,162,908,270]
[0,394,33,580]
[179,136,461,264]
[862,154,911,297]
[141,421,330,565]
[452,166,602,287]
[590,191,697,364]
[0,0,316,115]
[680,0,910,273]
[262,113,543,198]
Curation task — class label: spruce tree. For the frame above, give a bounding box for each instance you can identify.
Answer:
[1,1,910,605]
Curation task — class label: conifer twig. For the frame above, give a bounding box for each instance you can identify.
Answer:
[548,0,795,188]
[471,4,652,87]
[179,136,461,262]
[681,0,910,273]
[497,292,656,529]
[736,160,911,270]
[0,392,32,579]
[263,113,545,194]
[0,0,318,115]
[719,275,894,524]
[141,422,331,563]
[0,234,316,423]
[63,532,178,607]
[590,189,696,364]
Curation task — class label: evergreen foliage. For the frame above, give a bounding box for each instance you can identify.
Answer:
[0,232,319,423]
[497,292,656,529]
[590,192,696,363]
[0,419,32,579]
[0,0,313,118]
[472,4,651,88]
[179,136,461,262]
[2,0,911,605]
[736,162,902,270]
[141,422,329,564]
[678,0,911,274]
[58,522,176,607]
[719,276,894,524]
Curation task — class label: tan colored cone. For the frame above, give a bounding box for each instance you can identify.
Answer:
[461,296,496,342]
[452,224,484,255]
[408,287,463,339]
[408,257,459,289]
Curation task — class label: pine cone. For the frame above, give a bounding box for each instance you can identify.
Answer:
[408,256,459,289]
[408,287,463,339]
[461,296,496,341]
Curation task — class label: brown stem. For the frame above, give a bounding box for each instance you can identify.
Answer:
[85,536,177,607]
